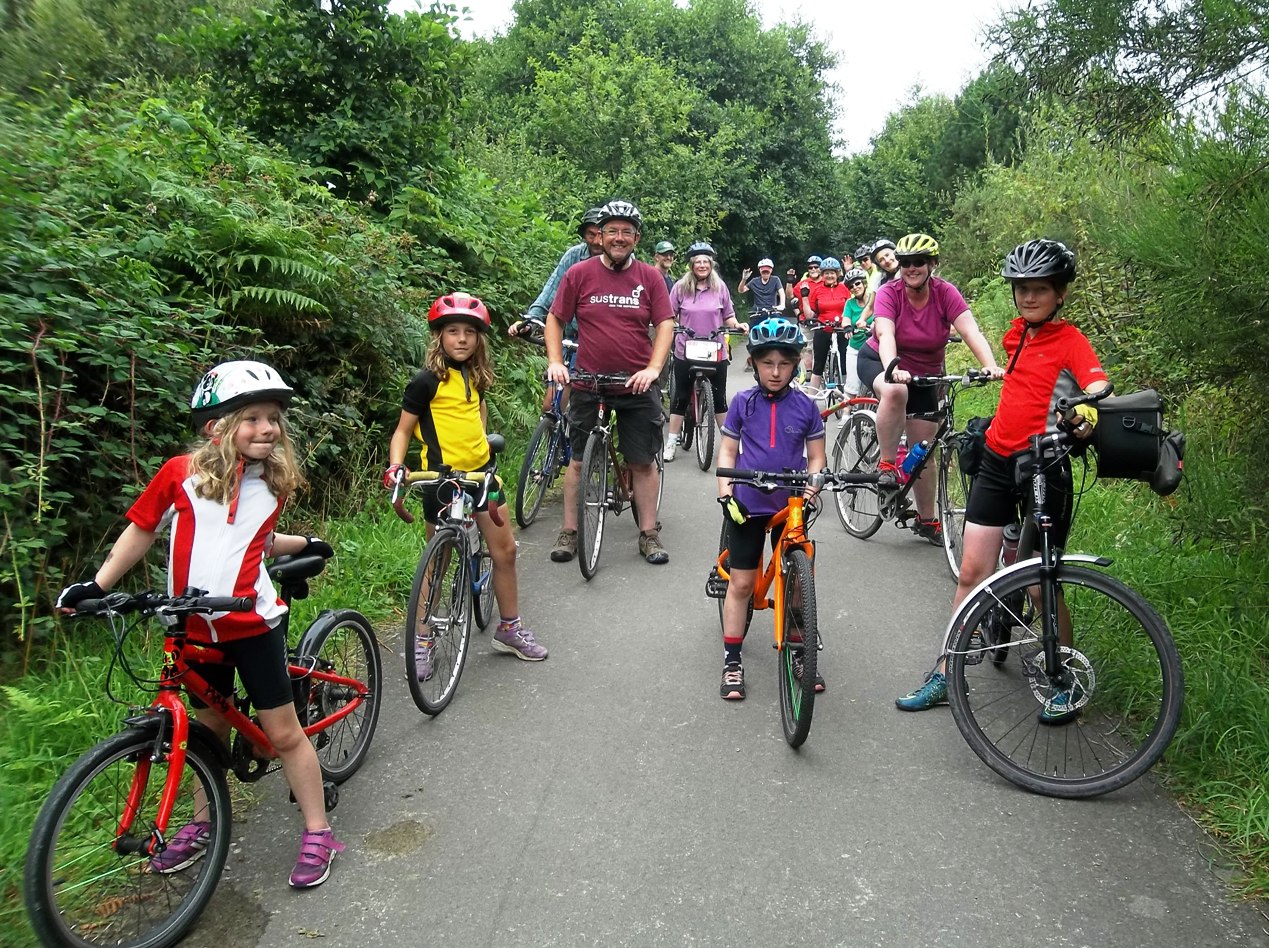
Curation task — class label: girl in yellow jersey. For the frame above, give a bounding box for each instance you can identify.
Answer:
[384,293,548,671]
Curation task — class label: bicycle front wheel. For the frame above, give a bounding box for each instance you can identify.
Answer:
[515,415,558,528]
[946,564,1184,798]
[405,528,471,715]
[693,378,715,470]
[778,549,819,748]
[832,410,882,538]
[25,727,232,948]
[680,385,695,450]
[577,433,610,580]
[297,609,383,783]
[825,348,845,420]
[938,440,972,580]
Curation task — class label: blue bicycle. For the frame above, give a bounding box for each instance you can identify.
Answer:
[515,323,578,528]
[390,435,506,715]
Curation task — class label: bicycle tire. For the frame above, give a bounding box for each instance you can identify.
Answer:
[715,520,754,634]
[778,548,818,748]
[25,727,232,948]
[471,533,496,631]
[938,440,971,580]
[681,382,695,450]
[832,410,883,538]
[515,415,558,528]
[577,433,609,580]
[694,378,715,470]
[946,563,1183,798]
[297,609,383,783]
[825,347,845,420]
[404,528,471,715]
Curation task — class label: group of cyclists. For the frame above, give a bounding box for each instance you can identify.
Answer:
[54,193,1109,890]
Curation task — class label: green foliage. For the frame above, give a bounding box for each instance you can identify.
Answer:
[987,0,1269,136]
[461,0,844,271]
[177,0,463,205]
[0,0,253,98]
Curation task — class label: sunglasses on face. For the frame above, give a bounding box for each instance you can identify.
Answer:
[899,257,932,268]
[849,279,866,287]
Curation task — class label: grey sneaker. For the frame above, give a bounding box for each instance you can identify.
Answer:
[492,622,548,661]
[413,637,433,681]
[550,529,577,562]
[895,672,948,711]
[639,530,670,564]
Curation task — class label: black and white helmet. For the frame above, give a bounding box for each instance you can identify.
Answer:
[1001,239,1077,285]
[843,267,868,284]
[686,241,716,259]
[598,200,642,231]
[191,360,293,427]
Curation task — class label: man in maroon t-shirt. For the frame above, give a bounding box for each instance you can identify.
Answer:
[545,200,674,565]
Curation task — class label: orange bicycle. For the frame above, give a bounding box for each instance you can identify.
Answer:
[705,468,865,747]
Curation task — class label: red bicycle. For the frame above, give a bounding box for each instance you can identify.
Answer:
[24,552,382,948]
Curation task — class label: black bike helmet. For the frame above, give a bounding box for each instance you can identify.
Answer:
[1001,239,1077,286]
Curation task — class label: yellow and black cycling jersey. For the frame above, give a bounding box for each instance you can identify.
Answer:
[401,364,490,472]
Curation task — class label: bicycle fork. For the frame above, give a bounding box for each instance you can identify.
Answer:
[116,692,189,856]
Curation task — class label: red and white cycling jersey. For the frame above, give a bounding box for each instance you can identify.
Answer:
[126,455,286,642]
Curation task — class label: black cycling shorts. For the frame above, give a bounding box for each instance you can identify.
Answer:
[568,386,665,465]
[187,622,294,712]
[856,346,939,415]
[417,472,504,523]
[724,514,778,571]
[964,447,1075,549]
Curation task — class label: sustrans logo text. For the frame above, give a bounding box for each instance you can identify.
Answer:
[588,285,646,309]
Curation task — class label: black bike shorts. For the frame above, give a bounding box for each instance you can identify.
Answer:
[187,622,294,712]
[856,346,939,415]
[965,447,1075,549]
[568,386,664,465]
[724,514,778,571]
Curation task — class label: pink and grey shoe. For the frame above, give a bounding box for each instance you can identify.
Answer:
[289,828,345,888]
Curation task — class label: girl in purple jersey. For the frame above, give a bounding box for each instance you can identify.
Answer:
[714,317,826,701]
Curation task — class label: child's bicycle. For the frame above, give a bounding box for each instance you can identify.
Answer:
[389,434,506,715]
[705,468,866,748]
[513,321,578,528]
[25,558,382,948]
[571,370,666,580]
[672,325,747,470]
[829,369,996,579]
[940,387,1183,798]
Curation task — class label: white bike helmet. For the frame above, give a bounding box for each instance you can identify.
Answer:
[191,360,294,427]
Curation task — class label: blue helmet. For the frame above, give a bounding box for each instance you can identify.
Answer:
[820,256,843,272]
[747,316,805,356]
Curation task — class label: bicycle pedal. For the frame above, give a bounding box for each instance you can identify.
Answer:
[705,570,728,599]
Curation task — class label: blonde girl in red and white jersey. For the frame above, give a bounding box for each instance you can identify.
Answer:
[56,360,345,888]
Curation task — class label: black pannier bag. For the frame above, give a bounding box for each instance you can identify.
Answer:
[1091,389,1185,495]
[955,415,994,478]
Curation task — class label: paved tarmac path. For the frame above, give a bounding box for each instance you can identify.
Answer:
[203,361,1268,948]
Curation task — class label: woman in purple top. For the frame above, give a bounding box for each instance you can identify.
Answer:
[662,242,748,462]
[856,234,1003,541]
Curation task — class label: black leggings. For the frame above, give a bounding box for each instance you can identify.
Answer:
[671,358,728,415]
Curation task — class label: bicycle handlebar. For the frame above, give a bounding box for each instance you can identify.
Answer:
[73,590,256,618]
[716,467,878,489]
[1055,383,1114,416]
[569,369,634,388]
[885,362,999,387]
[390,465,505,528]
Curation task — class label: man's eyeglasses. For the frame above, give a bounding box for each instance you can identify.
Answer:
[602,227,638,238]
[899,256,932,268]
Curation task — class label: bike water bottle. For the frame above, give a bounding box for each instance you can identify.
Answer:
[1001,522,1021,566]
[900,439,931,477]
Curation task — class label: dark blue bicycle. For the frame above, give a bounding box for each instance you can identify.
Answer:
[515,321,578,528]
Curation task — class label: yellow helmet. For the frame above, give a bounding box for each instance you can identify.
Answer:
[895,233,940,260]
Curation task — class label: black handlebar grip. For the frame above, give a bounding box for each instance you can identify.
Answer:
[715,468,757,479]
[200,596,256,612]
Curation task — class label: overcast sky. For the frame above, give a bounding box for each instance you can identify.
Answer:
[390,0,1009,153]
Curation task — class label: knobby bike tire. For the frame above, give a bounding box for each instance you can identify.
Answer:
[471,533,496,631]
[515,415,558,528]
[405,528,471,715]
[715,519,755,634]
[296,609,383,783]
[946,564,1183,798]
[577,433,610,580]
[25,727,232,948]
[778,548,818,748]
[832,410,883,539]
[694,378,715,470]
[938,440,972,580]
